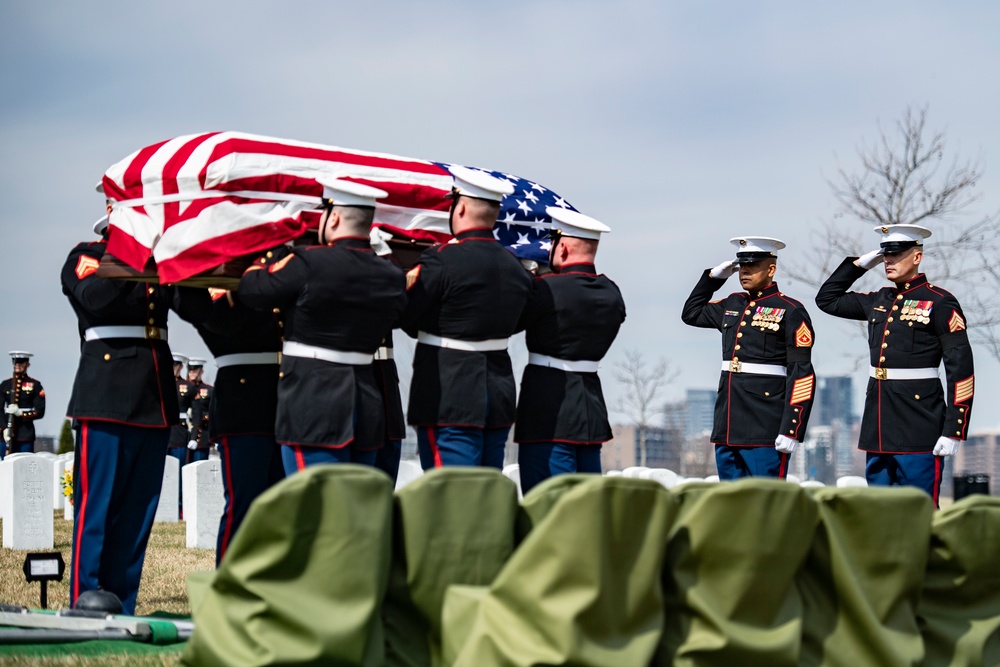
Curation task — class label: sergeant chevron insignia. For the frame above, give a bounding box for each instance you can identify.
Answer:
[75,255,100,279]
[948,310,966,332]
[406,265,421,290]
[795,322,813,347]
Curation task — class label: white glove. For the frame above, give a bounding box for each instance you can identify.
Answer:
[855,248,885,270]
[709,259,739,279]
[369,227,394,257]
[775,434,798,454]
[187,440,199,450]
[933,436,960,456]
[2,428,9,444]
[4,404,23,416]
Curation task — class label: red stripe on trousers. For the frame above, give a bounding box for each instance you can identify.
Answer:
[933,456,943,508]
[218,437,235,562]
[426,428,443,468]
[294,446,306,472]
[72,421,91,603]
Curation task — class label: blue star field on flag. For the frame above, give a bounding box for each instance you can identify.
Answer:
[437,163,578,263]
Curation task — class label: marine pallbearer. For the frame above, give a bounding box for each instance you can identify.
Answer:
[815,224,974,505]
[514,208,626,493]
[239,178,407,473]
[185,358,213,463]
[2,351,45,458]
[682,237,816,479]
[401,166,533,469]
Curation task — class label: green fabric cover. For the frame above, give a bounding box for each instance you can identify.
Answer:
[655,479,819,666]
[798,486,933,667]
[446,476,675,667]
[383,467,519,667]
[516,473,594,539]
[919,495,1000,667]
[181,464,394,667]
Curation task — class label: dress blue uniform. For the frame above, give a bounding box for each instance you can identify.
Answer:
[186,362,213,464]
[167,355,192,509]
[402,167,532,470]
[514,209,626,493]
[682,237,816,480]
[2,352,45,458]
[815,224,974,505]
[61,233,207,614]
[179,288,284,566]
[238,180,407,474]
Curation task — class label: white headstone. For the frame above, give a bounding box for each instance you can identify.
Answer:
[836,475,868,488]
[786,473,802,484]
[182,460,224,549]
[52,457,66,510]
[605,470,623,477]
[35,452,57,460]
[155,456,180,523]
[501,463,523,499]
[642,468,680,489]
[0,455,30,519]
[2,455,54,549]
[395,460,423,492]
[704,475,720,483]
[800,480,825,488]
[622,466,649,479]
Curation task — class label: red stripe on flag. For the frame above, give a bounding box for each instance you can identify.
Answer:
[162,133,222,227]
[106,228,155,272]
[122,139,171,201]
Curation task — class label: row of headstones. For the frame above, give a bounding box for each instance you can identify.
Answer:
[0,453,233,551]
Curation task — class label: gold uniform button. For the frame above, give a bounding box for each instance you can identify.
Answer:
[266,251,274,258]
[881,342,888,348]
[741,321,747,326]
[148,302,154,310]
[148,318,155,325]
[896,295,903,300]
[749,301,756,307]
[958,419,963,424]
[737,333,743,338]
[956,431,962,436]
[744,310,751,316]
[792,419,797,424]
[103,353,111,361]
[960,408,966,413]
[735,345,741,350]
[789,430,794,435]
[240,378,246,384]
[880,356,886,362]
[147,287,155,295]
[272,308,280,314]
[904,282,910,289]
[884,330,890,336]
[892,305,899,311]
[794,407,800,412]
[764,392,770,397]
[914,394,920,400]
[887,317,893,323]
[279,372,284,378]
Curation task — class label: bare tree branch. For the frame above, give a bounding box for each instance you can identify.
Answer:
[612,349,677,466]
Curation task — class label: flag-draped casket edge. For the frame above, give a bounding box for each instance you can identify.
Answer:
[98,132,572,285]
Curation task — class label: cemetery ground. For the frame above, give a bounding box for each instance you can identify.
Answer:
[0,512,213,666]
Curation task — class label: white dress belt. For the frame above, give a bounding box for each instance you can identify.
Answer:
[282,341,373,366]
[178,413,188,420]
[417,331,509,352]
[528,352,600,373]
[84,326,167,341]
[721,360,787,377]
[215,352,281,368]
[374,347,394,361]
[870,366,939,380]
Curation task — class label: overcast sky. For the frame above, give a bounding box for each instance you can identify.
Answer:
[3,1,1000,437]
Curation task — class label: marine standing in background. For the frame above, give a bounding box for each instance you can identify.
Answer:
[514,208,626,494]
[186,358,213,463]
[177,287,284,566]
[61,199,207,614]
[168,353,193,507]
[815,224,974,506]
[682,237,816,480]
[401,166,532,470]
[2,351,46,457]
[239,178,406,473]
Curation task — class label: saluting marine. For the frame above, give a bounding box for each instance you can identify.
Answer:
[401,166,533,470]
[2,351,46,457]
[682,237,816,479]
[815,224,974,505]
[186,358,213,463]
[239,178,406,473]
[514,208,626,493]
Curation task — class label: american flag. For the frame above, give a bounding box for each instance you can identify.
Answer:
[101,132,575,282]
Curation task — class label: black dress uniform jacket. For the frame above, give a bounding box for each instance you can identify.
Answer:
[169,377,194,449]
[682,271,816,446]
[402,228,532,428]
[189,382,213,447]
[187,291,282,439]
[815,259,975,453]
[1,374,46,442]
[238,237,407,448]
[61,240,201,427]
[514,263,626,444]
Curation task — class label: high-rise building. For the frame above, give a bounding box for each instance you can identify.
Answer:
[683,389,715,438]
[603,424,682,472]
[814,375,854,427]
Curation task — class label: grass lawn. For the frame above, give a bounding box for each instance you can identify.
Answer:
[0,512,215,666]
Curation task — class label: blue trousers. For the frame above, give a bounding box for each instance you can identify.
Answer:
[4,440,34,457]
[216,435,285,566]
[518,442,602,495]
[188,447,210,463]
[374,439,402,484]
[417,426,508,470]
[70,420,168,615]
[866,452,943,507]
[715,445,789,480]
[281,444,378,475]
[167,447,186,508]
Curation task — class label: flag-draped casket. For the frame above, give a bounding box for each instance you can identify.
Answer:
[98,132,573,285]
